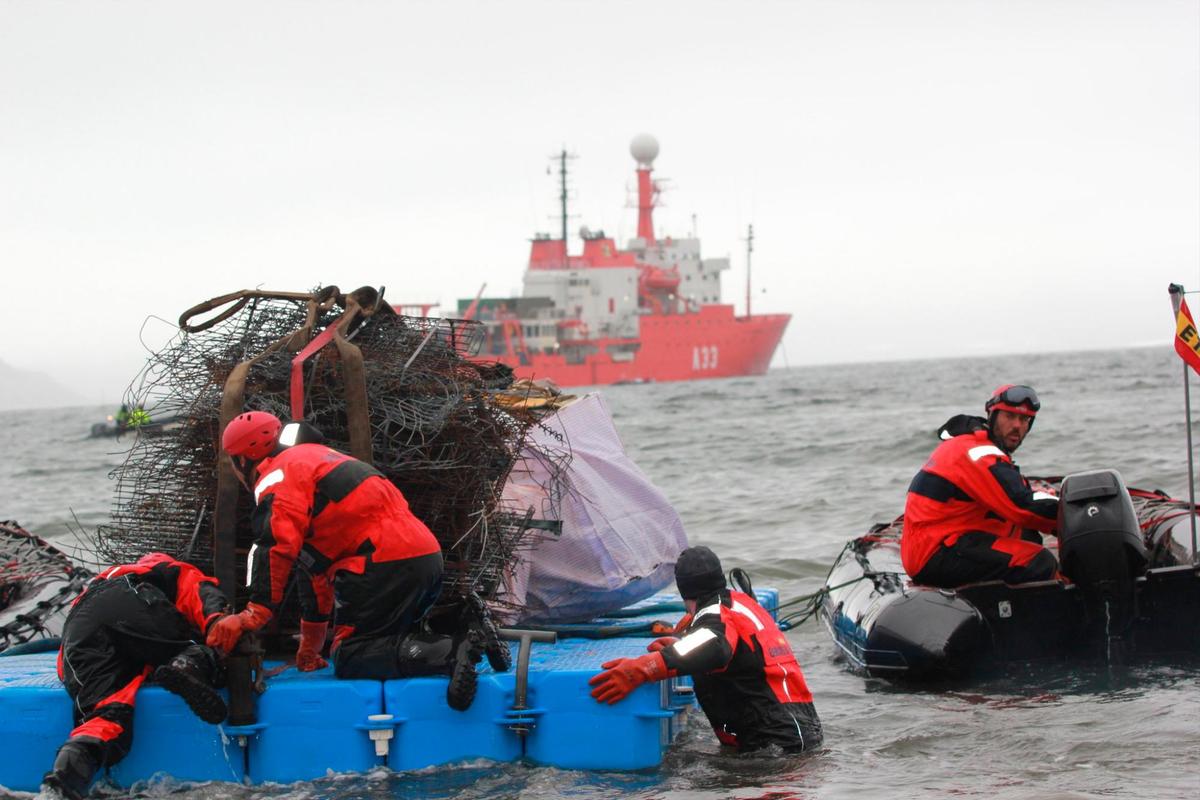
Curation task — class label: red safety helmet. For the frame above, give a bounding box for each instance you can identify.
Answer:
[222,411,283,461]
[985,384,1040,418]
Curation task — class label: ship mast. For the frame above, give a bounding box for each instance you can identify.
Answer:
[559,149,569,255]
[744,224,754,318]
[552,148,577,268]
[630,134,659,244]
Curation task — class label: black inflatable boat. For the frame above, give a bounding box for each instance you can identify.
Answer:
[819,470,1200,680]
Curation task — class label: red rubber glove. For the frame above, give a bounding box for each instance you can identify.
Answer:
[646,636,679,653]
[714,727,739,747]
[206,602,273,654]
[588,652,670,705]
[649,613,694,636]
[296,620,329,672]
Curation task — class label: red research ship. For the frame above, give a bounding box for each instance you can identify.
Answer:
[451,135,791,387]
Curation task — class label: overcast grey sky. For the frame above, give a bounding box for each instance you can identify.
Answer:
[2,0,1197,403]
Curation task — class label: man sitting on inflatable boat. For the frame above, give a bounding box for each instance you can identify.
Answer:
[902,384,1059,588]
[589,546,823,753]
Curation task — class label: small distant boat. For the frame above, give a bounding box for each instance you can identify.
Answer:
[820,470,1200,680]
[88,414,181,439]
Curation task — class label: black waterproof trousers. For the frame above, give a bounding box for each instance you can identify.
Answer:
[912,530,1058,588]
[58,576,212,767]
[330,551,445,679]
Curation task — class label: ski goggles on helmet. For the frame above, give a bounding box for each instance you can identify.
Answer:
[985,384,1040,417]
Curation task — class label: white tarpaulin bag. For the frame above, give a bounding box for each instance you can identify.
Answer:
[499,392,688,624]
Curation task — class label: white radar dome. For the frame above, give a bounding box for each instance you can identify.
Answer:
[630,133,659,167]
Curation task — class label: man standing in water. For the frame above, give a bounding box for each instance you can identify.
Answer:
[589,546,822,753]
[902,384,1059,587]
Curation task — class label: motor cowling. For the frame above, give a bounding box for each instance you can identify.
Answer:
[1057,469,1147,655]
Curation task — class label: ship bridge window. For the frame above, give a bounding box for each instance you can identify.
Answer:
[564,343,599,365]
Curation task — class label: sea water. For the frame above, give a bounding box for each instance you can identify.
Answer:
[1,345,1198,799]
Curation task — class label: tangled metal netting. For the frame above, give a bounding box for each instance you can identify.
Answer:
[95,287,568,629]
[0,521,94,650]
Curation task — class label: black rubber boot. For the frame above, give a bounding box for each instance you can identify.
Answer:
[395,630,481,712]
[152,644,227,724]
[41,739,101,800]
[446,630,482,712]
[464,591,512,673]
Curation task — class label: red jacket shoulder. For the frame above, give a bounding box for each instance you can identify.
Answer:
[927,430,1009,472]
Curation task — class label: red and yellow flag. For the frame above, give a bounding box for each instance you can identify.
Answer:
[1170,284,1200,376]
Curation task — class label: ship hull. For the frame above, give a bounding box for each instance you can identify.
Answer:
[498,305,789,387]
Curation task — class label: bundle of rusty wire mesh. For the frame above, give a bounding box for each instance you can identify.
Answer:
[96,286,565,630]
[0,521,93,650]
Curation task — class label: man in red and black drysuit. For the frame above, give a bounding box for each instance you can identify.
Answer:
[589,546,822,753]
[211,412,506,712]
[902,384,1060,588]
[41,553,229,800]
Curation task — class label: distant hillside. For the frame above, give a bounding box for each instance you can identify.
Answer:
[0,360,85,411]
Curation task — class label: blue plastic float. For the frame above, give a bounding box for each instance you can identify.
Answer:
[0,590,779,792]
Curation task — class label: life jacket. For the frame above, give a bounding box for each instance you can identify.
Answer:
[663,590,817,750]
[902,430,1058,575]
[712,590,813,705]
[248,444,441,613]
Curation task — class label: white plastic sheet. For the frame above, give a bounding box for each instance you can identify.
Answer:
[499,393,689,624]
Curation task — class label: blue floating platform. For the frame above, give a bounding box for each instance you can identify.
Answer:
[245,667,383,783]
[0,590,777,791]
[108,683,243,786]
[522,638,678,770]
[0,654,74,793]
[384,671,523,771]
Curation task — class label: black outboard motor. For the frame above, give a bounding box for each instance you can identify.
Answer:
[1057,470,1148,660]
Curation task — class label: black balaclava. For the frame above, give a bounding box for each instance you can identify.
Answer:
[675,546,727,601]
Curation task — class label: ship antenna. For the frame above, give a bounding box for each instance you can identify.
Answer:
[743,224,754,318]
[559,148,568,253]
[552,148,577,267]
